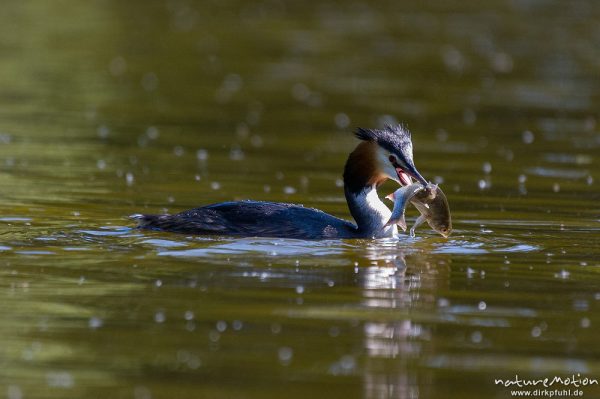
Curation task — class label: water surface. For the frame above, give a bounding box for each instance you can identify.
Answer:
[1,1,599,398]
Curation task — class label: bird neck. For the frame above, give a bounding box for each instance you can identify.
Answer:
[343,142,396,238]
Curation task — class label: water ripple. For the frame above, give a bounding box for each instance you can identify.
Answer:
[158,238,347,257]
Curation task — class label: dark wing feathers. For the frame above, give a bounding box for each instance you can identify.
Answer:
[136,201,357,239]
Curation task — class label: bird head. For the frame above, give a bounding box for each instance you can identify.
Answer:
[355,125,427,186]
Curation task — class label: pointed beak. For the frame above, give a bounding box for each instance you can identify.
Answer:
[404,163,428,186]
[395,163,427,186]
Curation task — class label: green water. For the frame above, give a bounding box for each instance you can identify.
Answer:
[1,1,599,398]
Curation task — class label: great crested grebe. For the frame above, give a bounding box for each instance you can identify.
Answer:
[134,124,428,239]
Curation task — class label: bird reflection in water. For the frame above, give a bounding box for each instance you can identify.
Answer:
[359,244,451,399]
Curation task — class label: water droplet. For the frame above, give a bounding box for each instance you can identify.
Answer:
[580,318,591,328]
[196,149,209,161]
[109,56,127,76]
[340,355,356,371]
[232,320,243,331]
[141,72,159,92]
[236,123,249,138]
[470,331,483,343]
[125,172,134,186]
[283,186,296,194]
[463,108,476,125]
[184,311,194,321]
[216,321,227,332]
[173,146,184,157]
[299,176,309,188]
[334,113,350,129]
[329,326,340,337]
[278,347,293,365]
[491,52,513,73]
[522,130,535,144]
[271,323,282,334]
[185,321,196,332]
[291,83,310,101]
[97,125,110,139]
[441,46,465,73]
[229,147,245,161]
[0,133,12,144]
[573,300,589,311]
[224,73,242,91]
[295,285,304,294]
[583,116,596,131]
[531,326,542,338]
[482,162,492,174]
[177,350,190,363]
[154,311,166,323]
[478,301,487,311]
[188,355,202,369]
[555,270,570,279]
[209,330,220,342]
[88,317,103,329]
[146,126,159,139]
[247,101,263,125]
[250,135,263,147]
[436,129,448,142]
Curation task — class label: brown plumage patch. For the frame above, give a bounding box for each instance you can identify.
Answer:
[343,141,386,193]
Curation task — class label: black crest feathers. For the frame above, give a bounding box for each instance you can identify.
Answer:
[354,125,413,156]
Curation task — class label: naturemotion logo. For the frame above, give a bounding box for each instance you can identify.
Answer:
[494,374,598,397]
[494,374,598,389]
